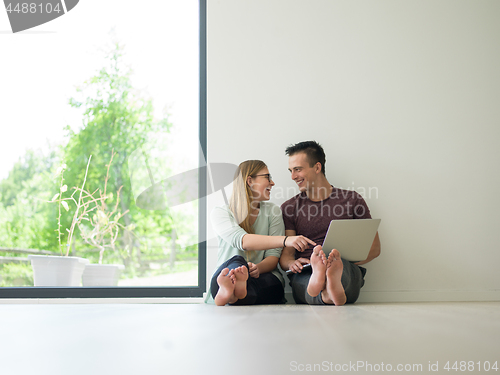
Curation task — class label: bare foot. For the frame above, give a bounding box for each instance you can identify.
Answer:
[233,266,249,300]
[325,249,346,306]
[307,245,327,297]
[214,268,237,306]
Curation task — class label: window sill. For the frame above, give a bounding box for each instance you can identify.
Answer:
[0,297,205,304]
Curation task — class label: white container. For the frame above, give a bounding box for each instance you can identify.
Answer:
[82,264,125,286]
[28,255,89,287]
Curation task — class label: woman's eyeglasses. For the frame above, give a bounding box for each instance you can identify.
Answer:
[251,174,272,182]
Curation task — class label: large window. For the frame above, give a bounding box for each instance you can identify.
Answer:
[0,0,206,298]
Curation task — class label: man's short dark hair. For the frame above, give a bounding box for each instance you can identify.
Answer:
[285,140,326,176]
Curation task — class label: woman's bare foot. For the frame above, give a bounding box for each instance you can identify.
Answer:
[307,245,327,297]
[325,249,346,306]
[233,266,249,300]
[214,268,237,306]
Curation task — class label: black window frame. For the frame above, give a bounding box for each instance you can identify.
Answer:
[0,0,207,299]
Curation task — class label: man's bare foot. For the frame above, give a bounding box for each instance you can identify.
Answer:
[307,245,327,297]
[214,268,237,306]
[325,249,346,306]
[233,266,249,300]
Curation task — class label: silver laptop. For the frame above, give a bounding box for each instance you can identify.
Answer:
[322,219,381,262]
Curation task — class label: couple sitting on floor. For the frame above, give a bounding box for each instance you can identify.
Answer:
[206,140,381,306]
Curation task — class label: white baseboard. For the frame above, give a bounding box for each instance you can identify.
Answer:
[285,290,500,304]
[357,290,500,303]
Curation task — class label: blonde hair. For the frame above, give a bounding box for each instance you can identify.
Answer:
[229,160,267,234]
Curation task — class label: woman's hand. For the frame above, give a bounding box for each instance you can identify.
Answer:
[247,262,260,278]
[285,236,316,252]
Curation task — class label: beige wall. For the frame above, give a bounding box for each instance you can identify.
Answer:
[206,0,500,302]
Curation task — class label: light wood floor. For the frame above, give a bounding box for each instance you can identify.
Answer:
[1,302,498,375]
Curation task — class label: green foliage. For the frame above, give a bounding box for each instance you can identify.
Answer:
[60,41,175,251]
[0,148,58,207]
[0,149,60,251]
[0,40,199,287]
[0,263,33,287]
[64,41,170,197]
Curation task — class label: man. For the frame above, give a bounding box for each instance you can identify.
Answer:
[279,141,381,305]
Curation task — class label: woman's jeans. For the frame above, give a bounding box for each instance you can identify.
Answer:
[210,255,285,305]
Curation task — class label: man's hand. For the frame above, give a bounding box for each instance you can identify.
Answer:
[287,258,310,273]
[247,262,260,278]
[285,236,316,252]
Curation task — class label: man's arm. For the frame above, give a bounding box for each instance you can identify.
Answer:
[279,230,310,273]
[355,232,381,266]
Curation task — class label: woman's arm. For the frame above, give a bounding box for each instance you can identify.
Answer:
[241,234,285,251]
[211,205,314,252]
[242,233,315,251]
[243,204,316,251]
[279,230,311,273]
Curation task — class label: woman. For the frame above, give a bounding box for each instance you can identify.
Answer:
[206,160,316,306]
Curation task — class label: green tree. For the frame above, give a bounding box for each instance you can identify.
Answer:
[0,148,58,208]
[61,41,175,266]
[0,148,60,251]
[0,39,197,284]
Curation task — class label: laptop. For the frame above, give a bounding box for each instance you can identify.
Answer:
[321,219,381,262]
